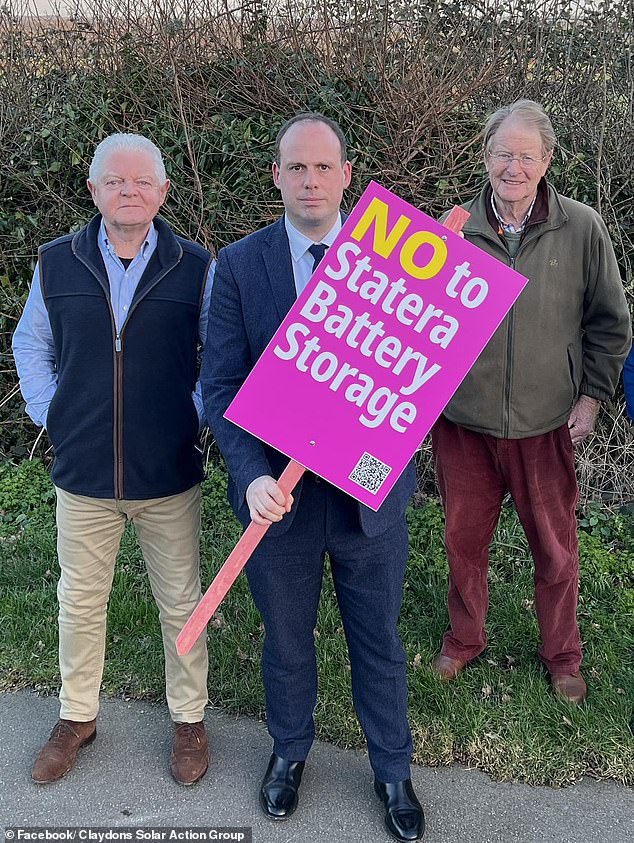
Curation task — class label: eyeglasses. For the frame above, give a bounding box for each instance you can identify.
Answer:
[486,151,549,167]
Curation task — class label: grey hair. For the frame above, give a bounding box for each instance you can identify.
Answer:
[88,133,167,183]
[483,100,557,154]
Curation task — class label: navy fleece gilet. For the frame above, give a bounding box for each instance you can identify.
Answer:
[39,214,211,499]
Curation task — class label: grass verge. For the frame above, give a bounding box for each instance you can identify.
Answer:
[1,458,632,785]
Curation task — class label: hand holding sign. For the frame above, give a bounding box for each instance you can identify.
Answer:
[246,475,295,524]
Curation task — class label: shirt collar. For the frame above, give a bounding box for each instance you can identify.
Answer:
[284,214,342,262]
[98,219,157,261]
[490,193,536,235]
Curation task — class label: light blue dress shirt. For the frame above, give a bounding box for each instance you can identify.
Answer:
[284,215,342,296]
[12,220,214,429]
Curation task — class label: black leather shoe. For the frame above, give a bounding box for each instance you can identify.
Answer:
[259,753,305,820]
[374,778,425,841]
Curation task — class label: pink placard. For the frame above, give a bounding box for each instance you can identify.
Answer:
[225,181,528,510]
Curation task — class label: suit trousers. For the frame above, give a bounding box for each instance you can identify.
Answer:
[431,416,582,674]
[245,474,413,783]
[55,485,208,722]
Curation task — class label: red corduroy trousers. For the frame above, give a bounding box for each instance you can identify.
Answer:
[431,415,582,675]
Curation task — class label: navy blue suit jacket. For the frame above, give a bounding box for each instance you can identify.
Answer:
[201,215,416,538]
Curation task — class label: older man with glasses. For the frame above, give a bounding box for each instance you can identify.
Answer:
[430,100,630,704]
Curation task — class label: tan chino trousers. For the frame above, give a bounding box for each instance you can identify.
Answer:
[55,485,208,723]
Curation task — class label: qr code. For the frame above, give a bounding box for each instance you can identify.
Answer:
[349,452,392,494]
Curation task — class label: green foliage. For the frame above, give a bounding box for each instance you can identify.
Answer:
[579,502,622,542]
[1,0,634,505]
[0,459,55,534]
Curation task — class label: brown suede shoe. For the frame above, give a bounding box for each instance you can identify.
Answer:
[431,653,467,680]
[551,671,587,704]
[170,721,209,786]
[31,718,97,784]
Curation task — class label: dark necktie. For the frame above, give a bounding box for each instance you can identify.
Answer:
[308,243,327,272]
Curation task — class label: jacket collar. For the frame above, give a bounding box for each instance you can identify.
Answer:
[467,179,567,245]
[70,214,108,287]
[262,211,348,322]
[262,216,296,322]
[71,214,182,286]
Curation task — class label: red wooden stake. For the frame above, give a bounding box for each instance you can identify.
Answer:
[176,204,470,656]
[442,204,470,234]
[176,459,306,655]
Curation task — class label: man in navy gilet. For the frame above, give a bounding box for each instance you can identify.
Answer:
[13,134,213,786]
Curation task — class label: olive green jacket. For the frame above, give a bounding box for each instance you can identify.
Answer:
[443,181,631,438]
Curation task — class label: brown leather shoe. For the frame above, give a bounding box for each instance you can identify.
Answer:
[431,653,466,680]
[32,718,97,784]
[170,721,209,786]
[551,671,587,704]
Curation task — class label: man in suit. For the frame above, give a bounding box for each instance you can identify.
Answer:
[201,113,424,842]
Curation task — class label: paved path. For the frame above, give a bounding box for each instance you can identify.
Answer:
[1,691,632,842]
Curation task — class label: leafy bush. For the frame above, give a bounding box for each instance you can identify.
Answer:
[0,458,54,515]
[1,0,633,502]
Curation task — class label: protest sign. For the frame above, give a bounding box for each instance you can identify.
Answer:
[225,181,528,510]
